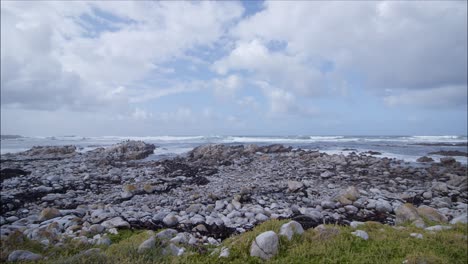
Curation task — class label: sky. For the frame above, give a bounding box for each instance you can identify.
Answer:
[1,1,467,136]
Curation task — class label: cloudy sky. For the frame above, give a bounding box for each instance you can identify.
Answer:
[1,1,467,136]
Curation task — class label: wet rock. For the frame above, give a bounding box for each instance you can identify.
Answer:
[416,156,434,163]
[250,231,278,260]
[440,157,456,166]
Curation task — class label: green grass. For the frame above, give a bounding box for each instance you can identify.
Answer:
[1,220,466,264]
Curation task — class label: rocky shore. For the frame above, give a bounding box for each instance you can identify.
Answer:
[1,140,467,261]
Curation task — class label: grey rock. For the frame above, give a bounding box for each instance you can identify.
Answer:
[156,229,178,240]
[288,181,304,192]
[250,231,279,260]
[450,214,468,224]
[351,230,369,240]
[375,200,393,213]
[279,221,304,240]
[138,236,156,253]
[163,214,178,227]
[8,250,42,262]
[219,247,230,258]
[101,217,130,229]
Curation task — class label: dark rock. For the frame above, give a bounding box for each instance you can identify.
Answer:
[429,150,467,157]
[440,157,457,165]
[416,156,434,162]
[0,168,31,180]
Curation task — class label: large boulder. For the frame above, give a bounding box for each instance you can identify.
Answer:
[395,203,425,227]
[336,186,360,205]
[250,231,279,260]
[416,205,448,223]
[279,221,304,240]
[89,141,155,161]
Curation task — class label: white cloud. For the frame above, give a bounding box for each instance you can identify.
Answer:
[1,1,244,111]
[213,74,242,99]
[384,85,467,108]
[227,1,467,106]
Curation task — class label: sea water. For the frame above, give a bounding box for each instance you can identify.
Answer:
[1,135,467,164]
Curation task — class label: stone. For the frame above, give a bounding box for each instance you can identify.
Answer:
[215,201,225,210]
[320,171,334,179]
[38,208,61,221]
[232,200,242,210]
[375,200,393,214]
[416,156,434,162]
[88,224,105,235]
[255,213,269,222]
[422,191,432,199]
[219,247,230,258]
[163,243,185,256]
[288,180,304,192]
[440,157,456,165]
[193,224,208,233]
[336,186,360,204]
[416,205,448,223]
[186,204,202,214]
[432,182,448,193]
[395,203,423,226]
[138,236,156,253]
[321,201,336,209]
[351,230,369,240]
[350,221,365,229]
[8,250,42,262]
[156,229,178,240]
[250,231,279,260]
[163,214,178,227]
[279,221,304,240]
[410,233,423,239]
[450,214,468,224]
[425,225,452,231]
[101,217,130,229]
[344,205,358,214]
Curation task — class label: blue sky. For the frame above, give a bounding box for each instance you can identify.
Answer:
[1,1,467,136]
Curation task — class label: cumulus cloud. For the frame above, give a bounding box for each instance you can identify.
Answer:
[228,1,467,106]
[1,1,244,111]
[213,74,242,99]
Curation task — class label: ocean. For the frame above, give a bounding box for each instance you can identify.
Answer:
[1,135,467,164]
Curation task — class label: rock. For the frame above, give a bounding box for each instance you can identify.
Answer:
[395,203,423,226]
[450,214,468,224]
[440,157,456,165]
[416,205,448,223]
[193,224,208,233]
[101,217,130,229]
[163,243,185,256]
[88,224,105,235]
[344,205,358,214]
[215,201,225,211]
[23,145,76,157]
[350,221,365,229]
[432,182,448,193]
[255,213,269,222]
[219,247,230,258]
[38,208,61,221]
[156,229,178,240]
[99,140,156,161]
[410,233,423,239]
[422,191,432,199]
[321,201,336,209]
[320,171,334,179]
[186,204,202,214]
[336,186,360,204]
[375,200,393,214]
[250,231,279,260]
[351,230,369,240]
[138,236,156,253]
[8,250,42,261]
[279,221,304,240]
[288,181,304,192]
[425,225,452,231]
[232,200,242,210]
[416,156,434,162]
[163,214,178,227]
[96,237,111,246]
